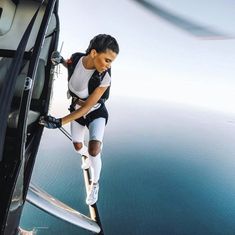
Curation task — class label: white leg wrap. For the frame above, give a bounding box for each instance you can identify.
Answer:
[90,153,102,183]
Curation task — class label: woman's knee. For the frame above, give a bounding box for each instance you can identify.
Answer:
[73,142,83,152]
[89,140,101,157]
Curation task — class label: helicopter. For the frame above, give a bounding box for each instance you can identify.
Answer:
[0,0,233,235]
[0,0,60,234]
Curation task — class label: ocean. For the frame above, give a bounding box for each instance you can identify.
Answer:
[20,99,235,235]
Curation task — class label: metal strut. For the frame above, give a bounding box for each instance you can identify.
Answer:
[58,126,105,234]
[26,127,104,234]
[82,156,104,235]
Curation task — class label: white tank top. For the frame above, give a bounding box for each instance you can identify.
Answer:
[68,56,111,114]
[68,56,111,99]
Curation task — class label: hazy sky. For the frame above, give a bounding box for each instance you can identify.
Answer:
[51,0,235,115]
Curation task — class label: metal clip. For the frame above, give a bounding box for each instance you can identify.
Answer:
[24,77,32,90]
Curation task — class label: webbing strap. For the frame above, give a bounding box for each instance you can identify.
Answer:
[0,1,44,160]
[59,127,72,141]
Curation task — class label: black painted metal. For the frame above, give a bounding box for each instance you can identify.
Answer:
[0,49,32,59]
[0,3,43,233]
[0,0,59,234]
[23,1,60,203]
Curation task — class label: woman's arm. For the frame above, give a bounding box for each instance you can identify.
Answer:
[61,86,108,125]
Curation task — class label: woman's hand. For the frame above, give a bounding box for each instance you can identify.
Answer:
[51,51,65,65]
[39,115,62,129]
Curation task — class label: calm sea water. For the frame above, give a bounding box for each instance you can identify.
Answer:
[20,100,235,235]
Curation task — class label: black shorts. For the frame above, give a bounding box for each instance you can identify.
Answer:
[69,103,108,127]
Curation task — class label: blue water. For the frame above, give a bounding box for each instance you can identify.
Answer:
[20,100,235,235]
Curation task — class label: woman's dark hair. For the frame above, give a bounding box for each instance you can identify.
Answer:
[86,34,119,55]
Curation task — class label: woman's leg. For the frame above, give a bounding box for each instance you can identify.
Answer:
[88,118,106,183]
[70,121,88,156]
[86,118,106,205]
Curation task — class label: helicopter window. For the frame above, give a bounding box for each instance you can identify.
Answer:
[0,56,45,131]
[3,59,29,129]
[7,59,45,129]
[0,0,16,36]
[31,59,45,100]
[0,1,57,133]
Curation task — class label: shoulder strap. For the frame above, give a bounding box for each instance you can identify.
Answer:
[101,68,111,101]
[67,52,85,80]
[68,53,111,102]
[88,68,111,102]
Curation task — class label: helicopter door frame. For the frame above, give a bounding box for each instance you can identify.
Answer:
[0,1,59,234]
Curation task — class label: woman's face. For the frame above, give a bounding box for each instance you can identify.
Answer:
[92,49,117,73]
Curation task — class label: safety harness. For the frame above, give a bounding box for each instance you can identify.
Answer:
[67,52,110,106]
[67,52,110,126]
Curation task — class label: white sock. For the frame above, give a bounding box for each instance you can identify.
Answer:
[89,153,102,183]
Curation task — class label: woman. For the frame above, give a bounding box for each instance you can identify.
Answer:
[40,34,119,205]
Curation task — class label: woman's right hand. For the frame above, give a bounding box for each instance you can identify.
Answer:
[51,51,64,65]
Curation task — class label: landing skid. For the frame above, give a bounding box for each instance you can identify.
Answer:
[25,156,104,234]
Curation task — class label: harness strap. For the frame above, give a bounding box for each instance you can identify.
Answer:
[67,52,111,103]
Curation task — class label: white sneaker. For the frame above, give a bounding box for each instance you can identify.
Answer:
[86,183,99,205]
[81,157,90,170]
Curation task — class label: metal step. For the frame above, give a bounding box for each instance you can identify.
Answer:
[26,183,101,233]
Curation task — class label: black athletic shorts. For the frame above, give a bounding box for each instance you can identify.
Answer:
[69,103,108,127]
